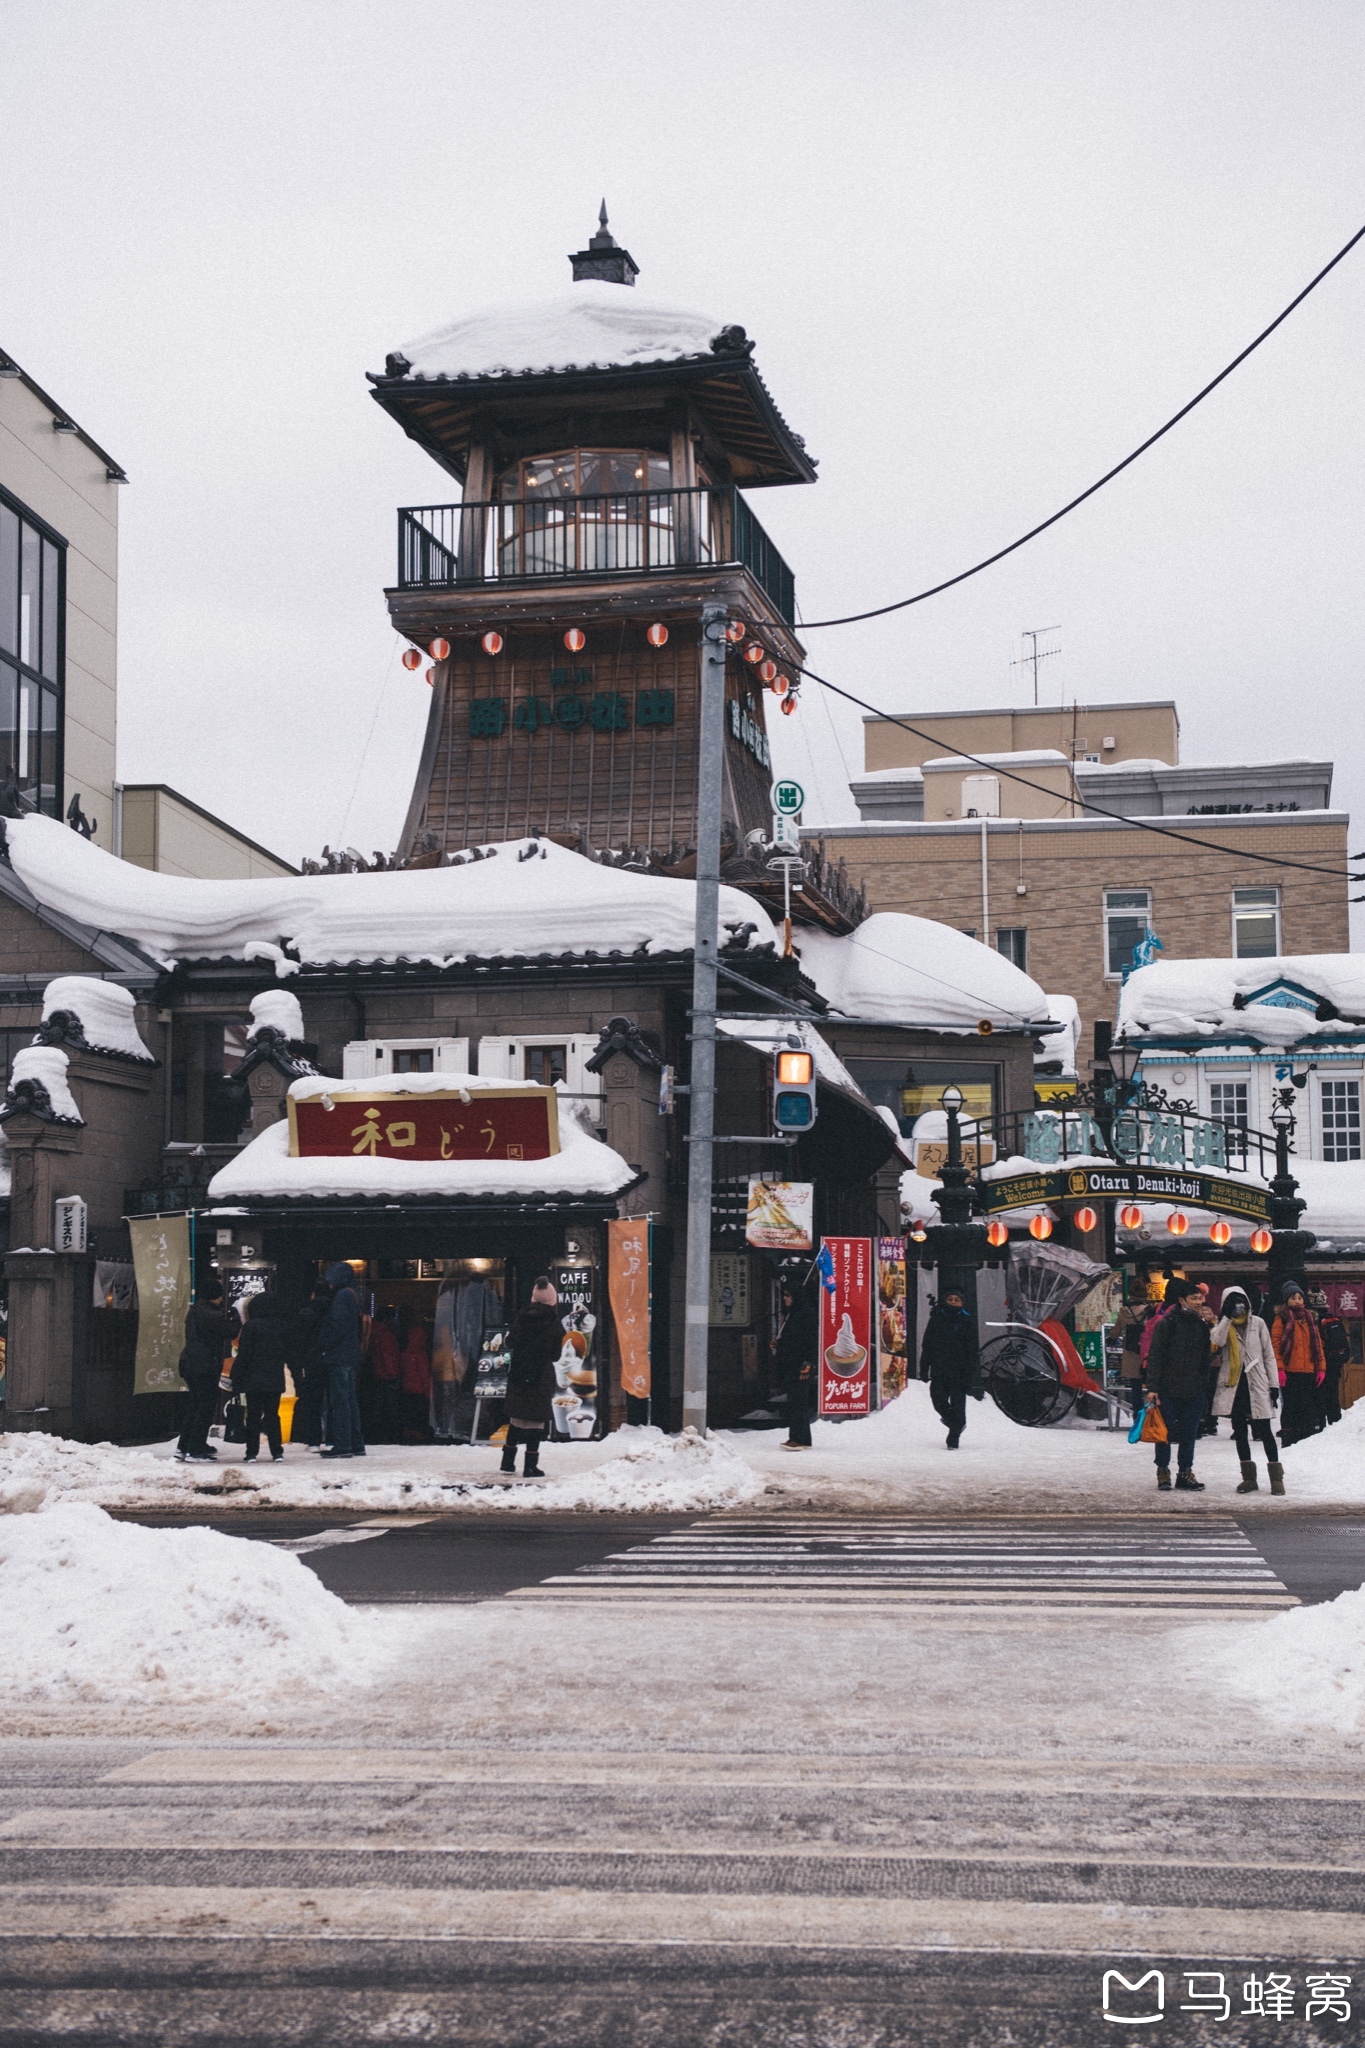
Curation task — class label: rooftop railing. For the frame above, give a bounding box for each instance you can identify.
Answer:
[397,484,796,625]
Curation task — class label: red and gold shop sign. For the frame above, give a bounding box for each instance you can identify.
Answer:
[288,1087,560,1163]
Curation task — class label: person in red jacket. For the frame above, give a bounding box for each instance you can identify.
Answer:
[1271,1282,1325,1449]
[398,1310,432,1442]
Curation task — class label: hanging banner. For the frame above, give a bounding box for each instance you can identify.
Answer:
[608,1218,652,1401]
[289,1085,558,1163]
[876,1237,908,1403]
[745,1178,815,1250]
[818,1235,872,1417]
[549,1259,598,1439]
[128,1213,193,1395]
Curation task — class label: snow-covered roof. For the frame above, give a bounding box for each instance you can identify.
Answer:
[40,976,153,1062]
[4,817,778,974]
[1037,994,1081,1074]
[921,749,1072,771]
[798,914,1052,1032]
[6,1046,82,1123]
[207,1074,636,1206]
[396,283,728,384]
[1119,955,1365,1043]
[248,991,305,1043]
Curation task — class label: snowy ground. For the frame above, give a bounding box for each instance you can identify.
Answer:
[3,1381,1361,1518]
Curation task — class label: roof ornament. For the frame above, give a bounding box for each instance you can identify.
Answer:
[569,202,639,287]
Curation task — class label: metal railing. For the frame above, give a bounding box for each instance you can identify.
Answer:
[970,1103,1283,1179]
[398,485,796,625]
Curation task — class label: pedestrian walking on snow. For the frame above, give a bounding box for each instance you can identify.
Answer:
[318,1261,366,1459]
[1271,1282,1325,1450]
[501,1276,560,1477]
[920,1286,979,1449]
[1144,1276,1216,1490]
[1210,1286,1284,1494]
[230,1290,289,1462]
[773,1273,819,1449]
[174,1279,239,1463]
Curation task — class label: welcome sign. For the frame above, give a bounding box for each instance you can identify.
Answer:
[288,1086,559,1163]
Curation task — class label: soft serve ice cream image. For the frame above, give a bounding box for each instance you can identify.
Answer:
[824,1311,867,1378]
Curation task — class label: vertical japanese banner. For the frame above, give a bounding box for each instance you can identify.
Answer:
[876,1237,908,1404]
[608,1217,652,1402]
[128,1213,192,1395]
[819,1235,873,1417]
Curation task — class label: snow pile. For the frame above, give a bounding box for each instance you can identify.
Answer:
[5,817,777,974]
[40,976,153,1060]
[1119,954,1365,1042]
[396,282,726,382]
[1206,1586,1365,1734]
[1039,994,1081,1076]
[799,914,1051,1031]
[248,989,305,1042]
[6,1045,82,1122]
[0,1499,415,1703]
[483,1428,765,1514]
[208,1072,636,1203]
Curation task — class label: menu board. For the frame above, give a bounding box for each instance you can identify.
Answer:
[549,1260,599,1439]
[876,1237,908,1403]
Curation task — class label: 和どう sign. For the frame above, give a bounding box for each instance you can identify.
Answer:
[289,1087,559,1162]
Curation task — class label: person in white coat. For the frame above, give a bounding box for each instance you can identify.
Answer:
[1211,1285,1284,1495]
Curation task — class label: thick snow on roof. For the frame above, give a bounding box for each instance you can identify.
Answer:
[248,990,305,1042]
[5,817,777,973]
[1119,955,1365,1041]
[922,749,1071,771]
[1037,994,1081,1074]
[41,976,152,1061]
[398,283,726,383]
[798,914,1051,1031]
[7,1046,81,1123]
[207,1074,635,1204]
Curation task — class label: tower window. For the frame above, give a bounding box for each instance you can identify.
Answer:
[0,490,63,819]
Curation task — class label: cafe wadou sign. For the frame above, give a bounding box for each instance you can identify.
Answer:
[288,1085,560,1163]
[980,1163,1273,1224]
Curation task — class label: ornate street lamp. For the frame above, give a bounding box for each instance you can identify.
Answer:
[1264,1090,1315,1298]
[920,1084,989,1301]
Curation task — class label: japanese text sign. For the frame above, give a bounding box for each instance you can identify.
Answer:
[129,1213,192,1396]
[288,1087,559,1163]
[608,1218,651,1401]
[819,1235,872,1418]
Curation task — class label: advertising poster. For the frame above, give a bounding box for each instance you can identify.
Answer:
[708,1254,752,1328]
[608,1217,652,1401]
[549,1259,598,1439]
[745,1179,815,1250]
[128,1213,193,1395]
[876,1237,908,1403]
[818,1235,873,1417]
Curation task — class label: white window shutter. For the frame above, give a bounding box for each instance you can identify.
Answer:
[476,1035,516,1079]
[433,1037,471,1072]
[342,1040,379,1080]
[565,1034,604,1105]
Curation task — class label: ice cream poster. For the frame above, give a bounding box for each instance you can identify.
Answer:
[818,1235,872,1417]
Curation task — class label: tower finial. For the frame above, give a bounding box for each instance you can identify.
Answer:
[599,198,609,231]
[569,203,638,286]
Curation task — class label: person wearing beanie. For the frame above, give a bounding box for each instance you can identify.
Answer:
[1210,1286,1284,1494]
[1310,1288,1350,1427]
[1271,1281,1326,1449]
[501,1276,560,1477]
[1144,1276,1216,1490]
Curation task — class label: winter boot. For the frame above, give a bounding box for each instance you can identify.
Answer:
[499,1430,518,1475]
[1236,1459,1259,1493]
[1174,1469,1205,1491]
[1156,1468,1172,1490]
[1268,1460,1287,1497]
[945,1430,960,1450]
[522,1434,544,1478]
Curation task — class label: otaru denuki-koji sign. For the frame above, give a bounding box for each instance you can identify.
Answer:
[980,1164,1273,1224]
[288,1087,560,1163]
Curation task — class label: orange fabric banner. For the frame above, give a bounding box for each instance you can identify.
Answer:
[608,1217,651,1401]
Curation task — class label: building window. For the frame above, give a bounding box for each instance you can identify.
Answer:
[1104,889,1151,979]
[1321,1078,1362,1162]
[1233,886,1280,959]
[0,490,64,818]
[1208,1079,1249,1133]
[524,1044,567,1086]
[844,1057,998,1135]
[996,928,1027,970]
[392,1048,434,1073]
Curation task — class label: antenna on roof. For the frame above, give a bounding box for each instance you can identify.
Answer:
[1012,626,1061,706]
[569,203,639,287]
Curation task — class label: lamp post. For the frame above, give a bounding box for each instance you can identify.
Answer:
[1104,1035,1143,1161]
[1265,1091,1315,1301]
[922,1085,988,1304]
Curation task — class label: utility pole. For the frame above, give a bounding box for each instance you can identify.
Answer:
[681,602,728,1435]
[1012,626,1061,706]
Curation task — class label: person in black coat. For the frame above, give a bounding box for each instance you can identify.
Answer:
[772,1274,819,1449]
[501,1276,562,1477]
[919,1285,980,1449]
[174,1280,239,1463]
[230,1291,289,1462]
[1310,1289,1350,1427]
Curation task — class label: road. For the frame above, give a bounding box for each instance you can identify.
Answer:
[4,1507,1363,2045]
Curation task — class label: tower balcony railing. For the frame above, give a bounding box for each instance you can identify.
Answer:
[397,485,796,626]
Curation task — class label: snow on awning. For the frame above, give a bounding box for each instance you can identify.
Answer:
[797,913,1052,1033]
[394,283,727,382]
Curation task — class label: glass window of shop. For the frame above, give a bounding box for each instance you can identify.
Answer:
[0,491,64,818]
[845,1058,999,1135]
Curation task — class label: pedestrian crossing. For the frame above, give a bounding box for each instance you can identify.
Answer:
[507,1515,1299,1616]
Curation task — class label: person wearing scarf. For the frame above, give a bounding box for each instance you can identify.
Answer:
[1211,1286,1283,1494]
[1271,1282,1326,1450]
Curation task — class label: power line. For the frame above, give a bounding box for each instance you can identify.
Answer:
[797,217,1365,630]
[799,662,1363,882]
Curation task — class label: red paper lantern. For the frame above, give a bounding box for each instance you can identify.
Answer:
[781,693,797,716]
[1073,1206,1099,1235]
[481,631,503,656]
[428,637,450,661]
[1209,1218,1232,1246]
[725,620,747,644]
[910,1225,927,1243]
[1118,1203,1143,1231]
[1028,1213,1053,1241]
[646,622,669,648]
[744,641,765,664]
[759,658,778,684]
[424,666,436,686]
[564,628,586,653]
[772,672,790,695]
[401,647,423,671]
[986,1219,1008,1248]
[1166,1211,1189,1237]
[1250,1226,1273,1255]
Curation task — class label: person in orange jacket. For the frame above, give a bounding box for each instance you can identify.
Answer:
[1271,1281,1325,1450]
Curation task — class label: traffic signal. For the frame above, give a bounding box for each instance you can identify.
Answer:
[773,1048,817,1131]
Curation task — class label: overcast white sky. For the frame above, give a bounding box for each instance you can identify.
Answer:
[3,2,1364,934]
